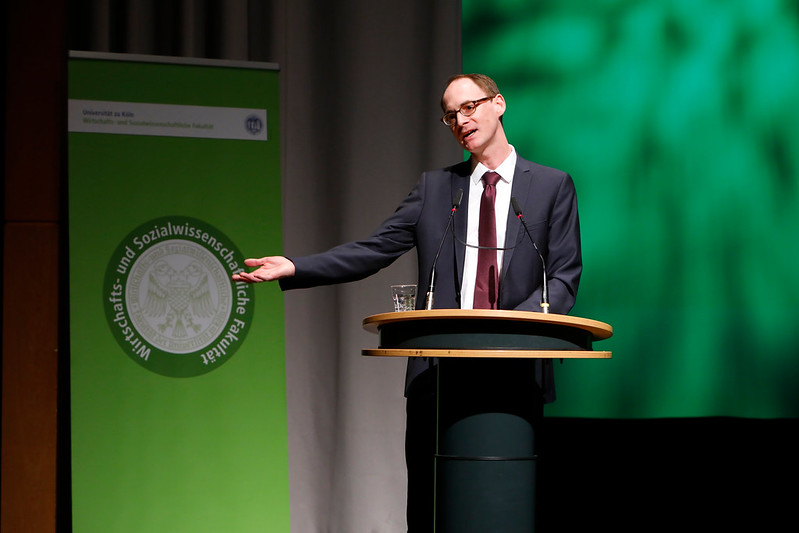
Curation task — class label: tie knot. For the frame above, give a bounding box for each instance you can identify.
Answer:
[482,171,501,187]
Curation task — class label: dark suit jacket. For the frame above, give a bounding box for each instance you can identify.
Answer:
[281,156,581,402]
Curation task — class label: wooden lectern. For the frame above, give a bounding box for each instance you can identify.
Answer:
[363,310,612,533]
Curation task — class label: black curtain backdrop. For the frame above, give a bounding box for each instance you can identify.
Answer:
[66,1,796,531]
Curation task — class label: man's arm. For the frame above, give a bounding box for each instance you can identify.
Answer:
[232,176,426,289]
[513,172,581,315]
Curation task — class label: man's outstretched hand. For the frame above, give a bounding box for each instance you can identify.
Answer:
[232,256,296,283]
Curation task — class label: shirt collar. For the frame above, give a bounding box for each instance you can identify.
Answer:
[471,145,517,185]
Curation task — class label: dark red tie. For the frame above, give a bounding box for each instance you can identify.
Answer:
[474,171,501,309]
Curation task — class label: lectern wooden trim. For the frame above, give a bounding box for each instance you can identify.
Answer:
[364,348,610,358]
[363,310,613,532]
[362,309,612,359]
[362,309,613,339]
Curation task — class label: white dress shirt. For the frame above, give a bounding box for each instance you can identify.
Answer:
[460,147,517,309]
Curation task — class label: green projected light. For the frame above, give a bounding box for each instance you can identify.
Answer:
[463,0,799,418]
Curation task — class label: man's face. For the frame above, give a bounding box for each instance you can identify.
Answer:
[441,78,505,155]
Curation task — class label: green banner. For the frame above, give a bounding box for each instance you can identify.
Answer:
[68,53,288,531]
[463,0,799,418]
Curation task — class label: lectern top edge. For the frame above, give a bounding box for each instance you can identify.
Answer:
[362,309,613,341]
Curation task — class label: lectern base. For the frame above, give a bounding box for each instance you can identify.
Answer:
[436,456,537,532]
[435,359,542,532]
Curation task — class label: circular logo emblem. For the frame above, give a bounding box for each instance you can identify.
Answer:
[104,216,254,377]
[245,114,263,136]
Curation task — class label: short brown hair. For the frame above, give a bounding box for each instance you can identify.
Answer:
[440,73,500,111]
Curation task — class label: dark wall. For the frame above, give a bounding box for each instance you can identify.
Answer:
[2,1,66,532]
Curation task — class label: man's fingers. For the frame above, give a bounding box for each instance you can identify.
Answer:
[243,257,268,267]
[232,272,259,283]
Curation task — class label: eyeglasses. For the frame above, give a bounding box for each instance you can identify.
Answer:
[441,96,494,126]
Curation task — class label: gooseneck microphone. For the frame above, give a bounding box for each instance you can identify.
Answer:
[511,197,550,313]
[425,189,464,310]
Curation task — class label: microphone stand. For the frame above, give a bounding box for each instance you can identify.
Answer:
[425,189,463,310]
[511,198,549,313]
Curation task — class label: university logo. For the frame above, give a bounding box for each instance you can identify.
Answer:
[245,114,264,136]
[104,216,254,377]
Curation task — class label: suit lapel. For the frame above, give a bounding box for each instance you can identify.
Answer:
[502,160,533,278]
[451,162,471,293]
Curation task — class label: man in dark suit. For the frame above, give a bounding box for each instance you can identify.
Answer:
[234,73,581,531]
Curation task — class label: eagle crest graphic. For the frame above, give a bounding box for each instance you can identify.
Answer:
[142,260,214,338]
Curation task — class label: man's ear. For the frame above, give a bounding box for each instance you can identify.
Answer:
[493,93,507,117]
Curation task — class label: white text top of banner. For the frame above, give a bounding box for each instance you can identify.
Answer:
[68,99,268,141]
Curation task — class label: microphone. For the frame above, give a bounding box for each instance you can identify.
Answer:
[425,189,463,310]
[511,197,550,313]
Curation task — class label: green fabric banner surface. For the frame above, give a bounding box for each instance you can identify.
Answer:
[462,0,799,418]
[68,53,288,532]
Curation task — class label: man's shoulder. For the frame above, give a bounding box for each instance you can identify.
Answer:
[515,155,569,178]
[425,159,471,178]
[421,156,570,182]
